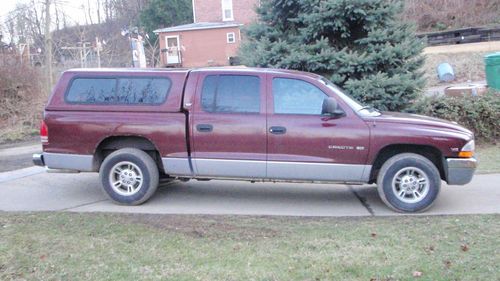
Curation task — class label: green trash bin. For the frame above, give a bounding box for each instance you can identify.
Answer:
[485,52,500,90]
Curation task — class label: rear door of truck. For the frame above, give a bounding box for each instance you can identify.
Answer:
[189,70,267,178]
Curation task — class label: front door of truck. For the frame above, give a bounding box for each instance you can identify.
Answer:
[266,74,371,182]
[191,72,267,178]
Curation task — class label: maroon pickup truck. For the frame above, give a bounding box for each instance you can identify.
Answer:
[33,67,477,212]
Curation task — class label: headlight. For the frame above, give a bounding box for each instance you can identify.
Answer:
[458,140,475,158]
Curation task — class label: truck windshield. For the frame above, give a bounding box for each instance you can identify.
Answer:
[319,77,381,117]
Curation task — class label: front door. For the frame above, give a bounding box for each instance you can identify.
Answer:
[165,36,181,64]
[191,72,267,178]
[266,74,371,182]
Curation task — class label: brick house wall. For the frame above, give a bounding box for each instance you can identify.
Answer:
[155,0,260,67]
[193,0,259,24]
[158,26,241,67]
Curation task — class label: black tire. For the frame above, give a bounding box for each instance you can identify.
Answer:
[377,153,441,213]
[99,148,159,205]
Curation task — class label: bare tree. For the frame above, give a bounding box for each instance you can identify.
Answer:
[96,0,102,24]
[44,0,53,92]
[4,1,45,47]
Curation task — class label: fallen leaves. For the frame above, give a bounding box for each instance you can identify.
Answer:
[461,244,469,252]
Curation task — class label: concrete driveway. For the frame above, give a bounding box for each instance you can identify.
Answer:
[1,164,499,217]
[0,140,41,172]
[1,141,499,216]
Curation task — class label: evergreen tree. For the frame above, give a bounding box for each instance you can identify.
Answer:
[240,0,425,111]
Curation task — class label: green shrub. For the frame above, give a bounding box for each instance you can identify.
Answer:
[412,91,500,143]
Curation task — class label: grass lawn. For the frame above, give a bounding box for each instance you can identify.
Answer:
[476,144,500,174]
[0,213,498,280]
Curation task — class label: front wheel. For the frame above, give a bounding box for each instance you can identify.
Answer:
[377,153,441,213]
[99,148,159,205]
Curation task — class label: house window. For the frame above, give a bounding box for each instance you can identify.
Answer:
[227,32,236,43]
[222,0,233,21]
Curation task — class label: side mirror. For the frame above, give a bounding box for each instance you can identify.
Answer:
[322,97,345,117]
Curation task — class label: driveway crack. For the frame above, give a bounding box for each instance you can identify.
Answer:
[60,199,108,211]
[349,185,375,216]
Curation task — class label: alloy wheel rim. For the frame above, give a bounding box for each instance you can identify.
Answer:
[391,167,429,204]
[109,161,144,196]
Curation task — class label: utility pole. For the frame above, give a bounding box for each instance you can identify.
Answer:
[95,37,101,68]
[44,0,53,94]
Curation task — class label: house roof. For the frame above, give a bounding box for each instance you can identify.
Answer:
[154,22,242,33]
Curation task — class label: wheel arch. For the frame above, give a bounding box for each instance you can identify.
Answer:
[369,144,445,183]
[94,135,163,172]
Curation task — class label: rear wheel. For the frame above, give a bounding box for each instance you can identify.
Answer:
[377,153,441,213]
[99,148,159,205]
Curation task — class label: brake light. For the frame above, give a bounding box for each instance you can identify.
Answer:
[40,120,48,143]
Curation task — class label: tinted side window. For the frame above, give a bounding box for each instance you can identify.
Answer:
[201,75,217,112]
[273,78,327,115]
[117,78,170,104]
[66,78,116,103]
[66,77,171,105]
[201,75,260,113]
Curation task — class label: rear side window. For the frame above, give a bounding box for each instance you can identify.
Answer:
[66,78,116,103]
[66,77,171,105]
[201,75,260,113]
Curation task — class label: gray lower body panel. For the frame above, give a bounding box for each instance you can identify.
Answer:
[194,158,266,178]
[162,157,192,176]
[267,161,371,182]
[446,158,477,185]
[162,157,371,183]
[36,153,372,183]
[42,153,95,172]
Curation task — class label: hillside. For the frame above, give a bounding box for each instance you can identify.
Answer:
[403,0,500,32]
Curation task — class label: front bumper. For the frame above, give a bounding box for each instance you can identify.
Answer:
[33,153,45,167]
[446,157,477,185]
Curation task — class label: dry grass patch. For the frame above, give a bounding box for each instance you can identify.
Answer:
[404,0,500,31]
[423,51,488,87]
[0,56,47,144]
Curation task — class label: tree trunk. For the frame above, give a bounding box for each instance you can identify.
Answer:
[44,0,53,94]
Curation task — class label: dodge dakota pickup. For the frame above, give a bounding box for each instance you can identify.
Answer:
[33,67,477,212]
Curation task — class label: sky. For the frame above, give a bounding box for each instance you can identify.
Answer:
[0,0,93,42]
[0,0,89,29]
